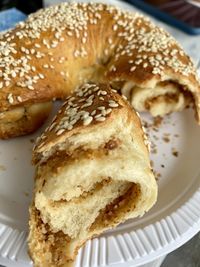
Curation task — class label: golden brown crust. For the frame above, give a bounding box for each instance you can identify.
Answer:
[0,2,199,139]
[32,83,148,164]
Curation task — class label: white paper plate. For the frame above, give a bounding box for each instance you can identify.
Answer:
[0,1,200,267]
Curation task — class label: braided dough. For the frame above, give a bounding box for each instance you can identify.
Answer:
[28,83,157,267]
[0,2,200,138]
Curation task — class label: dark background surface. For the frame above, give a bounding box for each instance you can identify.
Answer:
[162,233,200,267]
[0,0,43,14]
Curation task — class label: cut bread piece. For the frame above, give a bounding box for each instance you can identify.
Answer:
[0,102,52,139]
[29,83,157,267]
[114,80,193,118]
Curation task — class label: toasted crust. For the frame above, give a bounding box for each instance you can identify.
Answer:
[32,83,149,164]
[29,83,157,267]
[0,3,200,138]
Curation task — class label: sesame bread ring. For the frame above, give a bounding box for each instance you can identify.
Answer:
[29,83,157,266]
[0,2,200,138]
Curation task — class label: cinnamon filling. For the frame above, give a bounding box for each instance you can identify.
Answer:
[144,93,180,110]
[90,183,140,231]
[32,183,140,265]
[39,137,121,174]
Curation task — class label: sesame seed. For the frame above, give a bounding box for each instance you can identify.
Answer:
[95,114,102,119]
[130,66,136,72]
[108,37,112,44]
[28,85,34,90]
[39,73,45,79]
[49,122,56,131]
[109,101,119,108]
[82,102,93,108]
[5,81,10,87]
[82,37,86,44]
[7,93,14,103]
[11,71,16,78]
[91,110,96,116]
[100,90,107,95]
[55,32,60,39]
[67,31,73,36]
[21,47,26,52]
[67,125,73,130]
[104,49,108,55]
[80,110,88,117]
[113,24,118,31]
[106,108,112,114]
[56,129,65,135]
[95,116,106,122]
[83,116,93,126]
[122,95,127,100]
[97,106,105,110]
[35,44,41,48]
[17,96,22,102]
[110,65,116,71]
[31,49,35,54]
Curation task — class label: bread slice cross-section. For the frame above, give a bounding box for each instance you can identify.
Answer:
[28,83,157,267]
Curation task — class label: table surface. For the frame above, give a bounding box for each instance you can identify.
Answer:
[162,232,200,267]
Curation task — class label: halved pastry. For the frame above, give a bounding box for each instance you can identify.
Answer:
[28,83,157,267]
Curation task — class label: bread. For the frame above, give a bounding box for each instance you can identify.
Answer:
[0,2,199,138]
[28,83,157,267]
[0,102,52,139]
